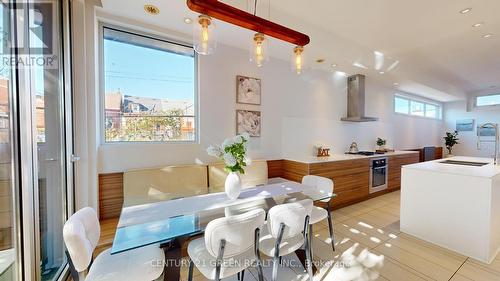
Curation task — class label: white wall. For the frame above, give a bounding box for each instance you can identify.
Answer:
[280,73,444,159]
[444,100,500,157]
[73,4,445,208]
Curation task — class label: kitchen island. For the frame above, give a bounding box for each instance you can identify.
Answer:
[401,156,500,263]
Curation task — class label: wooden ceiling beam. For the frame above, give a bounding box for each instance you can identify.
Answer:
[187,0,310,46]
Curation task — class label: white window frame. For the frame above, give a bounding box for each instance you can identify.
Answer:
[475,93,500,108]
[98,23,199,144]
[393,94,442,120]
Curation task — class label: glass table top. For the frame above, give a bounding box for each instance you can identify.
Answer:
[111,180,336,254]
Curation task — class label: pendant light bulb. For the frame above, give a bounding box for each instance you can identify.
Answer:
[293,46,304,74]
[250,33,269,67]
[194,15,216,55]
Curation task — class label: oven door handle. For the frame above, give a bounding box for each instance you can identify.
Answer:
[372,166,388,170]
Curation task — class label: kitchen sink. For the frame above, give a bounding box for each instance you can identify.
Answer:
[439,160,490,167]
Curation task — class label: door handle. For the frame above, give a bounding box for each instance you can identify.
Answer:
[70,155,81,162]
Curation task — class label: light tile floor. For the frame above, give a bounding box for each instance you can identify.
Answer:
[181,191,500,281]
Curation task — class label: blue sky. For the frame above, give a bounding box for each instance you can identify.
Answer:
[104,39,194,101]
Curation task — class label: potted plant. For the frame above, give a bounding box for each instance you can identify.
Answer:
[444,131,459,156]
[207,132,251,200]
[377,138,387,150]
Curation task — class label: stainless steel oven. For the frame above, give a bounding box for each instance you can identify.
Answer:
[370,157,388,193]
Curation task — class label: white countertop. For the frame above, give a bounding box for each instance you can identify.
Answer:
[285,150,419,164]
[403,156,500,178]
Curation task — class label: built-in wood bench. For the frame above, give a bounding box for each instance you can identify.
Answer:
[95,160,284,254]
[95,218,118,257]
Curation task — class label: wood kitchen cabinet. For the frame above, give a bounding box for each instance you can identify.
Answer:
[387,153,420,190]
[281,152,419,209]
[309,159,370,206]
[282,158,370,207]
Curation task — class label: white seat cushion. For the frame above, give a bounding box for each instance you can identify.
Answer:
[85,245,164,281]
[187,237,254,280]
[310,206,328,224]
[259,223,304,257]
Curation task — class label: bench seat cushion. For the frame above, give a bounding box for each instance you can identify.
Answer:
[208,160,268,193]
[123,165,208,207]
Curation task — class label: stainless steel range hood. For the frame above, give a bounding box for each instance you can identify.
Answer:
[341,74,379,122]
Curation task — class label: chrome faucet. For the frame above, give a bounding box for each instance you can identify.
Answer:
[477,123,499,165]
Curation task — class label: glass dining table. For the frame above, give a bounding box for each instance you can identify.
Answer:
[111,179,336,280]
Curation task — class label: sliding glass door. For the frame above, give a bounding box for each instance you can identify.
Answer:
[1,1,74,280]
[0,2,19,281]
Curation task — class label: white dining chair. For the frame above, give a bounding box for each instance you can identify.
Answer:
[63,207,165,281]
[302,175,336,251]
[187,208,266,281]
[259,199,314,281]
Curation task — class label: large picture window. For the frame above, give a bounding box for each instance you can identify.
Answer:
[394,95,442,119]
[101,26,197,143]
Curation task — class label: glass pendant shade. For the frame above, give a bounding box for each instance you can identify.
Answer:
[250,33,269,67]
[292,46,304,74]
[193,15,216,55]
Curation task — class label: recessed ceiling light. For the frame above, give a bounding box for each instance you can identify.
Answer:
[379,71,385,74]
[331,63,337,68]
[184,17,193,24]
[393,82,399,86]
[472,22,483,27]
[482,34,493,38]
[144,4,160,15]
[316,59,325,63]
[459,8,472,14]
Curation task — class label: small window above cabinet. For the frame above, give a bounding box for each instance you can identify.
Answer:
[476,94,500,107]
[393,94,442,120]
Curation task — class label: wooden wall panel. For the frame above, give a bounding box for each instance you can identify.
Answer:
[99,173,124,220]
[281,160,309,183]
[267,159,284,178]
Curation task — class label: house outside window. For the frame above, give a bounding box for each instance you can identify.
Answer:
[101,26,197,143]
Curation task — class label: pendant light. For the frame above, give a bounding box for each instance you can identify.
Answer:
[292,46,304,74]
[249,0,269,67]
[250,32,269,67]
[193,14,216,55]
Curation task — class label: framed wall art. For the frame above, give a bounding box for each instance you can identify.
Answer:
[236,75,261,105]
[236,110,261,137]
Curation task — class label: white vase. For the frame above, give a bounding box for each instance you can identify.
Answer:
[225,172,242,200]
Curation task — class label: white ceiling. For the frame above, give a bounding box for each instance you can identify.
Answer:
[99,0,500,102]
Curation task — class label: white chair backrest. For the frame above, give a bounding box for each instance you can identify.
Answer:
[302,175,334,202]
[205,208,266,258]
[63,207,101,272]
[267,199,313,239]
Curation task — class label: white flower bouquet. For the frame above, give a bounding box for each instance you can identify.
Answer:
[207,132,251,174]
